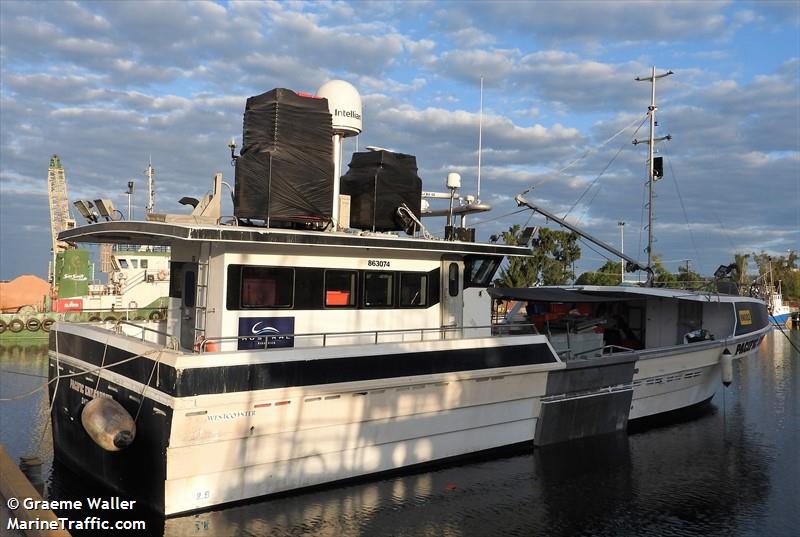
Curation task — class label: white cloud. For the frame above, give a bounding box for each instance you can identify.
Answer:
[438,1,737,44]
[0,0,797,278]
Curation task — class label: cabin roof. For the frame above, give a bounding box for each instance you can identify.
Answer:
[59,220,531,257]
[490,285,764,304]
[488,287,645,303]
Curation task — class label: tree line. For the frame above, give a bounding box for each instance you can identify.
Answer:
[493,225,799,302]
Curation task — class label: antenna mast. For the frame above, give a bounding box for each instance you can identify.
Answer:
[476,75,483,202]
[633,66,673,271]
[145,157,155,215]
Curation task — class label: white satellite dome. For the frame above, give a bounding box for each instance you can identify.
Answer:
[316,80,362,136]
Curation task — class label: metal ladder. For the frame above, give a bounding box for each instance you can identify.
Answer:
[193,242,211,344]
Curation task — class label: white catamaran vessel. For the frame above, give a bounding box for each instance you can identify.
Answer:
[49,75,769,516]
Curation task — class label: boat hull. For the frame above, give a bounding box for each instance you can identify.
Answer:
[629,330,769,421]
[769,311,792,325]
[48,357,172,512]
[48,324,560,515]
[47,322,770,515]
[163,374,545,514]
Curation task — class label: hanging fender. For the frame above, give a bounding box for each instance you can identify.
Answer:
[720,348,733,387]
[81,397,136,451]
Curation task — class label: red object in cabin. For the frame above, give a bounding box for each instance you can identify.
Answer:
[326,291,351,306]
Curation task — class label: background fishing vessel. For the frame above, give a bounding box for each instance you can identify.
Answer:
[0,156,169,340]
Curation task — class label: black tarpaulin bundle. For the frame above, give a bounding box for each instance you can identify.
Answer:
[340,150,422,233]
[234,88,334,223]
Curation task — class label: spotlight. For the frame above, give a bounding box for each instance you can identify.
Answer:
[73,200,98,223]
[93,199,119,221]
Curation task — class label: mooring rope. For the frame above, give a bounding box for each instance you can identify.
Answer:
[134,350,165,422]
[92,331,112,396]
[770,314,800,355]
[0,343,160,402]
[0,327,166,456]
[34,326,62,455]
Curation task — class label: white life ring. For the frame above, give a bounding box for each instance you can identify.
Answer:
[157,269,167,281]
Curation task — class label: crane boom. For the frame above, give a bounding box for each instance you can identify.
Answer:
[47,155,75,281]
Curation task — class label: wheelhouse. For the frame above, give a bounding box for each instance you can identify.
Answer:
[60,221,527,352]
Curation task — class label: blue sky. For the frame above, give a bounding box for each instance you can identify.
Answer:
[1,0,798,280]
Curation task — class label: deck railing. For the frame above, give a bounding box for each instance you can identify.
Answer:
[107,317,615,358]
[196,323,534,353]
[114,320,179,350]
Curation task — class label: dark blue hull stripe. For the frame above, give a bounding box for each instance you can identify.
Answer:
[50,332,558,397]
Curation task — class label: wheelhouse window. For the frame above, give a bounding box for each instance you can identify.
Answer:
[465,256,501,287]
[131,259,139,269]
[227,265,294,309]
[364,272,393,307]
[118,259,129,269]
[325,270,356,307]
[400,272,428,307]
[141,259,149,269]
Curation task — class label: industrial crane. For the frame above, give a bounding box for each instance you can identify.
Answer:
[46,155,75,282]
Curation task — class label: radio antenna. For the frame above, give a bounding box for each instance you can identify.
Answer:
[476,76,484,202]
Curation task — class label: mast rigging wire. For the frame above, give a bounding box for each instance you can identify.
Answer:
[578,237,616,264]
[520,113,649,196]
[468,208,529,227]
[711,211,738,251]
[660,141,704,272]
[563,116,649,221]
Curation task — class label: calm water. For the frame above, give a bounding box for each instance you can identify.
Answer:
[1,330,797,537]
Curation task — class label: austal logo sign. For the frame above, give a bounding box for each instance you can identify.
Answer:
[335,109,361,120]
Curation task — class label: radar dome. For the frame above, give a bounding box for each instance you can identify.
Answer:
[316,80,362,136]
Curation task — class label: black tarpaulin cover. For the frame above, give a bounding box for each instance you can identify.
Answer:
[340,150,422,232]
[234,88,334,222]
[488,287,646,302]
